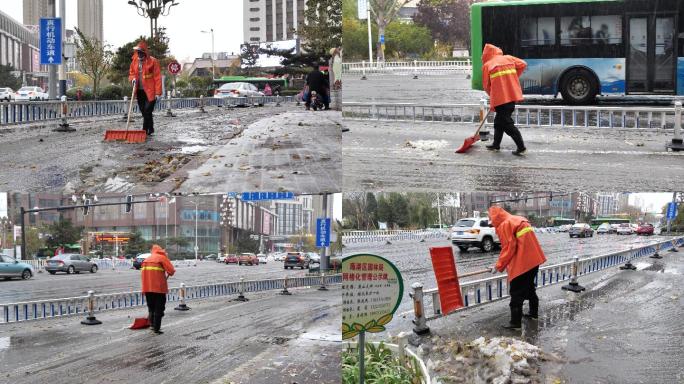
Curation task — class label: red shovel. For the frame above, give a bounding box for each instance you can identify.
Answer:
[455,111,492,154]
[130,317,150,329]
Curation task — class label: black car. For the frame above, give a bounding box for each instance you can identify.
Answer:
[284,252,309,270]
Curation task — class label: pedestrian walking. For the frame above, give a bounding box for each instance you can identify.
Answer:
[141,244,176,334]
[128,41,162,136]
[305,63,330,110]
[263,83,272,96]
[488,206,546,330]
[481,44,528,156]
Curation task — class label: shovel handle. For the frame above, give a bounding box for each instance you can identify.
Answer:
[473,110,492,137]
[125,80,137,132]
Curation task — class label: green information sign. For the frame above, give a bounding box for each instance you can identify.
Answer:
[341,253,404,340]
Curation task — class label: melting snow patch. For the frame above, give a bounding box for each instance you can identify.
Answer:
[405,140,448,151]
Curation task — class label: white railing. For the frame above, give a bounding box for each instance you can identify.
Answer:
[341,229,450,245]
[342,60,472,76]
[1,274,341,323]
[343,101,684,130]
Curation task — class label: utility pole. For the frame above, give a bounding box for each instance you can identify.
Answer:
[366,0,373,66]
[48,0,58,99]
[58,0,67,97]
[667,191,677,234]
[436,194,442,228]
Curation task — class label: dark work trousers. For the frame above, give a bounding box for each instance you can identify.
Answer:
[508,265,539,324]
[145,292,167,331]
[493,102,525,150]
[136,89,156,135]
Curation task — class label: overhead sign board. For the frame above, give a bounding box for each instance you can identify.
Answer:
[357,0,367,20]
[667,202,678,219]
[342,253,403,339]
[241,192,295,201]
[40,18,62,65]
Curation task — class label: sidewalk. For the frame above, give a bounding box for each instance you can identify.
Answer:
[179,110,342,194]
[0,287,341,384]
[403,253,684,383]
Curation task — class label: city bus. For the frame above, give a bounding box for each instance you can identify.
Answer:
[471,0,684,104]
[590,217,630,229]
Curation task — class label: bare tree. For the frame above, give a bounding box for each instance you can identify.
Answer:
[370,0,411,62]
[74,28,113,99]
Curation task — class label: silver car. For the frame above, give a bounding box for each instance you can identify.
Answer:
[0,87,15,101]
[45,253,98,275]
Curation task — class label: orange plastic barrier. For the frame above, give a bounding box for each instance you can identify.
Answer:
[429,246,464,315]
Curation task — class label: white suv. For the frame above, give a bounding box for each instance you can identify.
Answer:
[450,217,500,253]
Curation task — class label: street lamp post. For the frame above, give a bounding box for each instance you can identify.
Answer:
[127,0,180,39]
[186,198,199,266]
[201,29,215,79]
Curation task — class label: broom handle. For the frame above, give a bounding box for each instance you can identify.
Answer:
[459,268,493,278]
[125,80,136,132]
[473,110,492,137]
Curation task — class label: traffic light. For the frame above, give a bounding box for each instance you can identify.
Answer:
[125,195,133,213]
[83,199,91,215]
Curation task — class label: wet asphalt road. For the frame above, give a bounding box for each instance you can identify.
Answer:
[0,260,311,304]
[0,104,310,193]
[342,74,684,191]
[343,233,674,328]
[0,286,341,384]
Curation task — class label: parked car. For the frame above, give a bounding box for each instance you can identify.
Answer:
[273,252,286,261]
[205,254,218,261]
[569,223,593,238]
[133,253,151,270]
[0,87,15,101]
[636,223,654,236]
[616,223,633,235]
[0,254,34,280]
[596,223,612,234]
[14,86,48,101]
[284,252,310,270]
[306,252,320,263]
[224,254,239,264]
[257,253,268,264]
[450,217,500,252]
[45,253,98,274]
[213,82,264,101]
[238,253,259,266]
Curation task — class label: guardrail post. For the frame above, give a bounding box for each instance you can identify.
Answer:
[619,251,637,270]
[397,331,408,365]
[80,290,102,325]
[667,101,684,151]
[52,95,75,132]
[174,282,191,311]
[236,277,248,301]
[280,275,292,295]
[199,95,206,113]
[165,96,176,117]
[650,243,662,259]
[412,60,418,79]
[479,98,490,141]
[561,256,586,292]
[361,60,367,80]
[670,239,679,252]
[410,282,430,335]
[121,96,130,121]
[318,272,328,291]
[276,95,281,107]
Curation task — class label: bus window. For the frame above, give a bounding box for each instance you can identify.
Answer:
[521,17,556,47]
[561,15,622,46]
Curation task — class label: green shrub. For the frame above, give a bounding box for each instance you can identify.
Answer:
[342,342,423,384]
[98,84,124,100]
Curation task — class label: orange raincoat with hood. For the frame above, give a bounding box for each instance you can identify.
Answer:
[489,206,546,281]
[128,41,162,102]
[141,244,176,294]
[481,44,527,111]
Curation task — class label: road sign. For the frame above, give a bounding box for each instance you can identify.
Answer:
[241,192,294,201]
[342,253,403,339]
[667,202,678,219]
[168,60,181,75]
[316,218,331,247]
[40,18,62,65]
[357,0,367,19]
[379,34,385,44]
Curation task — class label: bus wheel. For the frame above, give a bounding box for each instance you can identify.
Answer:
[560,68,598,105]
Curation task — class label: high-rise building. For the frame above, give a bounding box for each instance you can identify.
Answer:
[77,0,103,42]
[596,193,623,217]
[243,0,306,44]
[22,0,50,27]
[0,9,41,80]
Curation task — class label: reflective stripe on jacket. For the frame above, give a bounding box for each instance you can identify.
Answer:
[481,44,527,111]
[489,206,547,282]
[141,245,176,293]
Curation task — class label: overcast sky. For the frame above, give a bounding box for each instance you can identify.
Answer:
[0,0,244,64]
[629,193,675,214]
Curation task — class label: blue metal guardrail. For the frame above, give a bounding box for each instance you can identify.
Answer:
[0,273,340,324]
[0,95,295,126]
[409,236,684,334]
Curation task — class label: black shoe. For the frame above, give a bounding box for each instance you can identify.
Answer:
[501,322,522,330]
[153,329,164,334]
[523,313,538,320]
[512,148,527,156]
[485,145,500,151]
